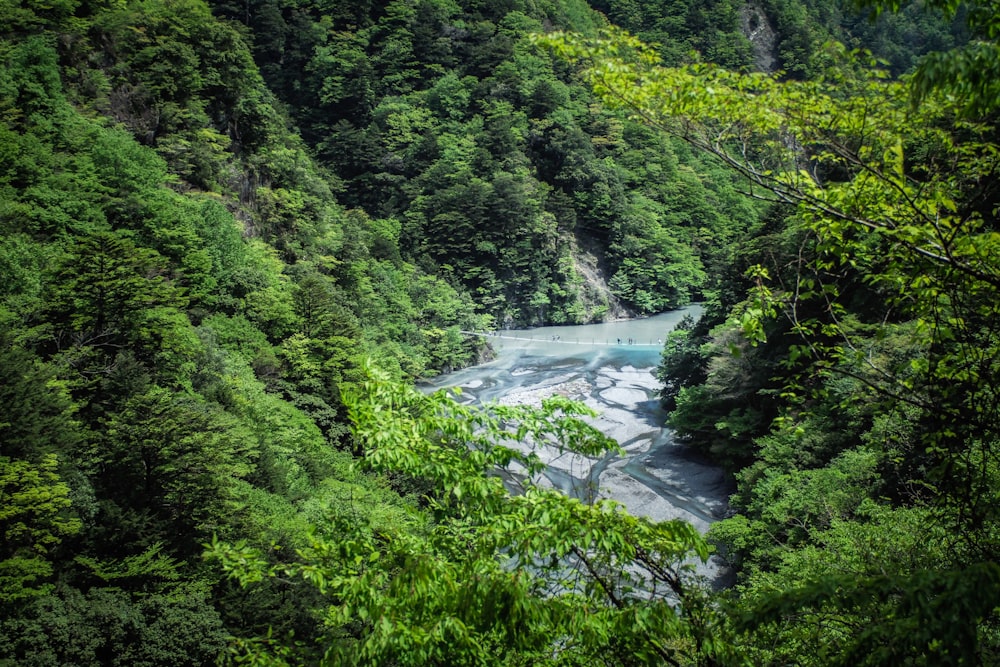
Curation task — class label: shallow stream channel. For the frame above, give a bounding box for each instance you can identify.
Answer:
[420,306,734,586]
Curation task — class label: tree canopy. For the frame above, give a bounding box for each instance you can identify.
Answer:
[537,2,1000,662]
[3,0,999,663]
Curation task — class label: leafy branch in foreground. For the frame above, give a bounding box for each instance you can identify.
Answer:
[208,364,721,666]
[536,27,1000,298]
[537,13,1000,664]
[535,24,1000,524]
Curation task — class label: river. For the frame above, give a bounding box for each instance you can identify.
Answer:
[422,306,733,586]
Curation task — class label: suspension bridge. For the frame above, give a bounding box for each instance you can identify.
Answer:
[459,331,664,347]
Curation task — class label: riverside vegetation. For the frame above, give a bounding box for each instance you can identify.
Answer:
[0,0,996,664]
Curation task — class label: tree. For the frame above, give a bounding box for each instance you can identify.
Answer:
[538,6,1000,661]
[209,365,718,666]
[0,454,81,605]
[538,13,1000,528]
[852,0,1000,116]
[0,583,227,666]
[656,313,706,409]
[0,344,84,461]
[100,387,257,553]
[46,231,185,346]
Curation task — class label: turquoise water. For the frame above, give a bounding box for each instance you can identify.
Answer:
[423,305,731,587]
[436,306,703,402]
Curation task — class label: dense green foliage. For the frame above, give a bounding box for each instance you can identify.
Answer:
[0,0,490,658]
[3,0,997,663]
[207,0,762,324]
[0,0,753,660]
[540,0,1000,662]
[589,0,965,77]
[211,366,718,666]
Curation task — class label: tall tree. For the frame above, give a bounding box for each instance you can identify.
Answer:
[210,366,720,666]
[537,3,1000,660]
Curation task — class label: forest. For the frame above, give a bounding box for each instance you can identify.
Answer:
[0,0,997,664]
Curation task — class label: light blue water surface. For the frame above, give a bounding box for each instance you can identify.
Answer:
[422,305,733,586]
[429,306,703,402]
